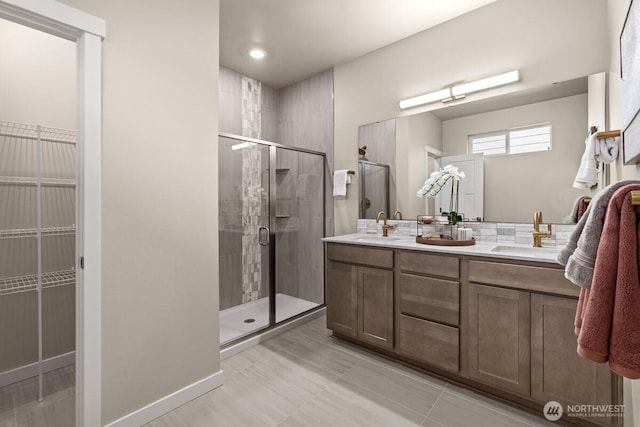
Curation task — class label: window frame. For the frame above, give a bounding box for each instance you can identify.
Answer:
[469,123,552,156]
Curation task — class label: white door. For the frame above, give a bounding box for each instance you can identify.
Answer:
[437,154,484,221]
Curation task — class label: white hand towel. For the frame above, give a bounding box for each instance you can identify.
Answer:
[596,138,619,163]
[333,170,350,196]
[573,133,598,189]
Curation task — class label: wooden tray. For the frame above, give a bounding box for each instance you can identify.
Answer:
[416,236,476,246]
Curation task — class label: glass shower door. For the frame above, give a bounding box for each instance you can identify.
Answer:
[218,136,271,344]
[274,147,324,323]
[359,160,390,219]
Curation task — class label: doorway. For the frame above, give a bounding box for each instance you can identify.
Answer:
[0,2,104,425]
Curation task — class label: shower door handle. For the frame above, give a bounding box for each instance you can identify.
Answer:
[258,226,270,246]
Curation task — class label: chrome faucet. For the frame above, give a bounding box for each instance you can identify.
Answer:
[533,211,552,247]
[376,211,394,237]
[393,210,403,220]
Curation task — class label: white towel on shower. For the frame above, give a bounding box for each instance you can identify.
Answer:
[573,133,598,189]
[333,170,350,196]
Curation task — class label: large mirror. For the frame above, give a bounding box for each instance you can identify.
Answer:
[358,75,599,223]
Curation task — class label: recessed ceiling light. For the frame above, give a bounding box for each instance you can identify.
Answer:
[249,48,266,60]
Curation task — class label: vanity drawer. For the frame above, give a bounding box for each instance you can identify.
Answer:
[468,260,580,297]
[397,314,459,372]
[327,243,393,269]
[398,273,459,326]
[399,251,459,279]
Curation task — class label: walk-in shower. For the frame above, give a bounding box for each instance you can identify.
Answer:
[219,134,325,345]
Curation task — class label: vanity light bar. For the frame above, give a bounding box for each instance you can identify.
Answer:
[451,70,520,97]
[399,70,521,110]
[399,88,452,110]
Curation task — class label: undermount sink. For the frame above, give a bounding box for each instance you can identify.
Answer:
[491,245,559,258]
[352,235,405,243]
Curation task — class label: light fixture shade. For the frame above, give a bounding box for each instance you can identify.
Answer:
[398,70,521,110]
[451,70,520,97]
[399,88,451,110]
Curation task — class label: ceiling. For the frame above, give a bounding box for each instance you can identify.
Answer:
[220,0,496,89]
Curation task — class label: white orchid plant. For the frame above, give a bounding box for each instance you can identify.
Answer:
[417,164,466,224]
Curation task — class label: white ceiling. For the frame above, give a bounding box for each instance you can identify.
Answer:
[220,0,496,89]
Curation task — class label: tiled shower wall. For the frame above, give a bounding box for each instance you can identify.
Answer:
[240,77,263,303]
[274,69,333,304]
[218,67,333,310]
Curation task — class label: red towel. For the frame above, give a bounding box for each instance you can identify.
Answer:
[577,196,590,221]
[574,184,640,379]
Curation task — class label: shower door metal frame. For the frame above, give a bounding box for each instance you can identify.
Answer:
[358,159,390,218]
[219,133,327,342]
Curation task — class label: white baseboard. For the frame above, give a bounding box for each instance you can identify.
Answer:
[221,306,326,360]
[0,351,75,388]
[105,370,224,427]
[103,307,325,426]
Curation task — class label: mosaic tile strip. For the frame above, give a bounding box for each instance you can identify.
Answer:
[356,219,576,247]
[241,76,263,303]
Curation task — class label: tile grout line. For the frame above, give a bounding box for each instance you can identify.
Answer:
[421,382,447,426]
[171,411,189,427]
[440,384,547,426]
[267,336,366,427]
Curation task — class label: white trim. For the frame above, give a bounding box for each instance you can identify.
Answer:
[0,0,105,40]
[0,352,75,388]
[0,2,105,426]
[424,145,443,158]
[104,371,225,427]
[221,307,326,360]
[76,31,103,427]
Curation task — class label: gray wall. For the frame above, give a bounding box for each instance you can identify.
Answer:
[61,1,221,424]
[396,111,443,218]
[442,94,588,222]
[358,119,396,218]
[333,0,610,234]
[218,68,333,308]
[276,69,333,305]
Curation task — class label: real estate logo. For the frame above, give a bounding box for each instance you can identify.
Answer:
[543,401,563,421]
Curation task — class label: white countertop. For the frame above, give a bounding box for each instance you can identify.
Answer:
[322,233,563,264]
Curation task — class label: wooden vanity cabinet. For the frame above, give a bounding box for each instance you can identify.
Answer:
[467,283,531,395]
[396,251,460,372]
[531,294,615,425]
[325,243,621,426]
[326,243,394,350]
[467,259,619,426]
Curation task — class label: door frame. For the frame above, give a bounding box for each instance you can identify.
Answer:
[0,1,104,425]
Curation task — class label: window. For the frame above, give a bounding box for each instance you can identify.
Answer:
[470,124,551,156]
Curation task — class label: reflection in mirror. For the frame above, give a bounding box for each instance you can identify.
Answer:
[359,161,390,218]
[357,119,396,218]
[359,76,595,222]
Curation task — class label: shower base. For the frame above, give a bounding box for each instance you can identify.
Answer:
[220,293,319,345]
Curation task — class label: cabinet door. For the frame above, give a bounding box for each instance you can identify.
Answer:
[326,260,358,337]
[358,266,394,350]
[467,283,530,395]
[531,294,614,411]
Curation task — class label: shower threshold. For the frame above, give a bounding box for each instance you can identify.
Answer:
[220,293,319,345]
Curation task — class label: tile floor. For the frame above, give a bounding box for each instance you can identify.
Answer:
[0,315,559,426]
[0,365,75,427]
[148,315,556,427]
